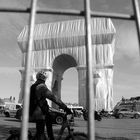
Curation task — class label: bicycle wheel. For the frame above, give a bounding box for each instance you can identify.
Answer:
[64,132,88,140]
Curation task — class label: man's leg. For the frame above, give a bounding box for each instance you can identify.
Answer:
[45,113,54,140]
[35,120,48,140]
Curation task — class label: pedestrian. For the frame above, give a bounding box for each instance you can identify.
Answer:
[29,70,72,140]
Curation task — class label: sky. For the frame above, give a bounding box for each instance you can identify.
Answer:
[0,0,140,107]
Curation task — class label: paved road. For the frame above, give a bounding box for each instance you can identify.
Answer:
[73,118,140,140]
[0,115,140,140]
[95,118,140,140]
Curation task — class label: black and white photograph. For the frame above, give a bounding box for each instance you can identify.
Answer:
[0,0,140,140]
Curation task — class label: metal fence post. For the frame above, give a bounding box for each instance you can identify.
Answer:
[20,0,37,140]
[132,0,140,53]
[84,0,95,140]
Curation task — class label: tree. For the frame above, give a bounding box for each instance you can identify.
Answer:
[10,96,12,101]
[0,98,4,105]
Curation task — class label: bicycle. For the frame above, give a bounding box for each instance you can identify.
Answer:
[55,113,87,140]
[7,113,88,140]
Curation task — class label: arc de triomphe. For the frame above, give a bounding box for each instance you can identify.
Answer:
[18,18,116,111]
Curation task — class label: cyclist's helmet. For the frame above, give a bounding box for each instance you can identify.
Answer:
[36,71,48,81]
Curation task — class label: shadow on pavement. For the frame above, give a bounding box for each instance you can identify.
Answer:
[0,125,37,140]
[0,125,20,140]
[95,135,134,140]
[4,119,20,122]
[0,124,134,140]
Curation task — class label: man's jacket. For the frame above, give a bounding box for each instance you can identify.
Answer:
[29,79,67,121]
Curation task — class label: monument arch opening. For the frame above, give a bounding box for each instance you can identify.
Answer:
[52,54,77,74]
[51,54,78,107]
[61,68,78,104]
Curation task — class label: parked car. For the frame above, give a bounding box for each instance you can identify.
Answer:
[66,105,83,118]
[49,107,66,124]
[82,109,102,121]
[15,107,67,125]
[4,102,22,117]
[73,109,83,118]
[113,108,140,119]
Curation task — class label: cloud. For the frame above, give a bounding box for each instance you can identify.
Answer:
[114,20,139,58]
[0,67,21,74]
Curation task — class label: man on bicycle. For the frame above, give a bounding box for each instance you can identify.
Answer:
[29,70,72,140]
